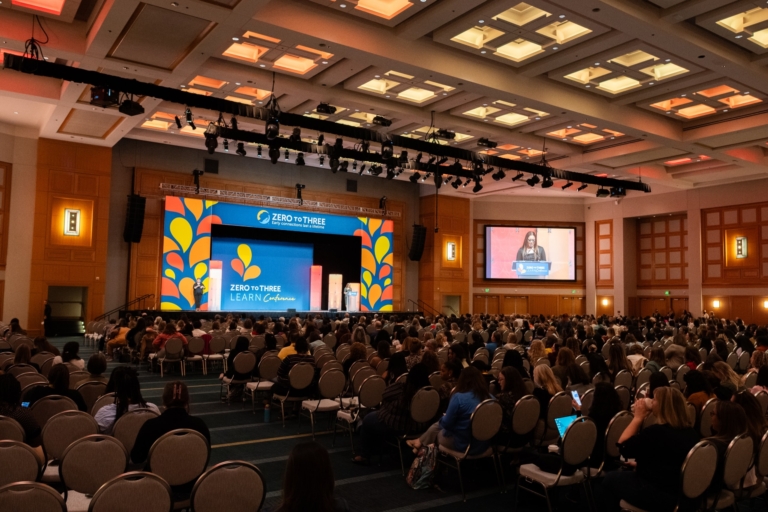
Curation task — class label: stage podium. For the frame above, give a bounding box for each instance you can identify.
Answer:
[344,283,360,312]
[513,261,552,277]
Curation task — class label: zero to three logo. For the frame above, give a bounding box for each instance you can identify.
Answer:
[256,209,270,225]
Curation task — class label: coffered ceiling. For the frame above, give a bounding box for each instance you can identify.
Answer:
[2,0,768,199]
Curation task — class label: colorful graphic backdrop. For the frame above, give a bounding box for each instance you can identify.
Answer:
[160,197,394,311]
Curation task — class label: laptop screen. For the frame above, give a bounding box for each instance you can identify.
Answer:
[555,415,578,438]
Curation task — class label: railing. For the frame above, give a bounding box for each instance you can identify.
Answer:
[417,299,441,317]
[93,294,155,322]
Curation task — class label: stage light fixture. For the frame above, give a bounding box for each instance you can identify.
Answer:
[289,127,301,142]
[381,139,394,159]
[437,156,448,165]
[296,183,305,205]
[610,187,626,197]
[386,168,396,180]
[473,179,484,193]
[174,116,182,129]
[257,145,262,158]
[90,86,119,108]
[185,108,195,130]
[541,174,554,188]
[427,156,436,166]
[192,169,203,194]
[359,164,367,175]
[451,160,463,172]
[269,146,280,164]
[296,153,305,166]
[204,123,218,154]
[596,187,610,198]
[379,196,387,210]
[317,134,325,146]
[478,137,498,149]
[370,165,383,177]
[434,173,443,189]
[421,172,431,182]
[399,151,409,164]
[410,172,421,183]
[512,172,524,181]
[491,169,506,181]
[360,140,370,153]
[284,149,290,161]
[319,155,325,166]
[436,129,456,140]
[339,160,349,172]
[352,161,358,172]
[119,96,144,116]
[526,175,540,187]
[330,158,339,173]
[265,116,280,140]
[373,115,392,127]
[578,183,588,191]
[415,152,423,164]
[230,117,238,131]
[316,103,336,114]
[236,142,246,157]
[223,140,229,152]
[451,177,461,189]
[334,138,344,153]
[473,159,485,173]
[562,181,573,190]
[463,179,471,187]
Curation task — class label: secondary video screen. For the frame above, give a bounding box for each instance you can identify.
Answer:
[485,226,576,281]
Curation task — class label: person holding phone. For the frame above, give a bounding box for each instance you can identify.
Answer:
[0,374,44,464]
[572,383,622,469]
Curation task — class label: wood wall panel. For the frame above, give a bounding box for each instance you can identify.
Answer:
[419,195,470,315]
[596,220,613,288]
[0,162,13,270]
[637,214,688,288]
[473,220,586,288]
[130,168,408,311]
[26,139,112,335]
[702,202,768,286]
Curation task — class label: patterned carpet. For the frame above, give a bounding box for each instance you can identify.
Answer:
[50,336,765,512]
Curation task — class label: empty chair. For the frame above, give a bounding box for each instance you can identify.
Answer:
[538,391,573,446]
[675,365,689,390]
[706,433,754,510]
[614,370,632,389]
[29,394,78,427]
[88,472,173,512]
[580,388,595,417]
[0,481,66,512]
[184,337,206,375]
[203,337,227,374]
[271,363,315,427]
[68,371,90,389]
[59,435,128,512]
[75,381,107,414]
[755,390,768,418]
[157,337,185,377]
[190,461,266,512]
[699,397,717,438]
[392,387,440,475]
[659,366,674,381]
[147,428,210,509]
[40,410,99,483]
[113,408,161,455]
[15,373,47,391]
[0,440,41,487]
[635,368,652,391]
[333,375,386,453]
[323,334,336,350]
[246,356,281,413]
[90,392,115,418]
[590,411,633,479]
[300,369,345,439]
[615,385,631,411]
[376,358,389,376]
[220,351,257,404]
[7,364,37,378]
[0,415,25,442]
[745,371,759,389]
[726,352,738,370]
[428,371,444,389]
[516,417,598,512]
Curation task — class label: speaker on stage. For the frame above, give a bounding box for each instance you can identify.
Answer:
[123,194,146,243]
[408,224,427,261]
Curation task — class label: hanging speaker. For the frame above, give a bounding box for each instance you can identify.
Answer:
[123,194,146,243]
[408,224,427,261]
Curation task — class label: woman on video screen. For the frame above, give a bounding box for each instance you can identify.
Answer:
[516,230,546,262]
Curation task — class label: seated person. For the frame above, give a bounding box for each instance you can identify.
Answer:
[85,353,109,384]
[0,374,44,464]
[495,367,531,449]
[25,364,87,411]
[95,366,160,434]
[106,319,130,359]
[273,337,315,396]
[130,381,210,497]
[151,322,188,357]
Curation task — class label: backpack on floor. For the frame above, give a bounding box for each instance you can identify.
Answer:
[406,444,437,490]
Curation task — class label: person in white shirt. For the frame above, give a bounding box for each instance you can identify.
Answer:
[95,367,159,435]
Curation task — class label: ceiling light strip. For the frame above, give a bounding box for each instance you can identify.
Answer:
[159,183,401,218]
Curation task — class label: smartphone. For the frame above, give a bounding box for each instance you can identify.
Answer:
[21,402,29,408]
[571,390,581,406]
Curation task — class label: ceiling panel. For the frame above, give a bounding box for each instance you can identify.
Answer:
[597,147,688,168]
[58,108,123,139]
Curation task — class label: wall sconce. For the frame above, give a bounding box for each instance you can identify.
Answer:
[735,236,747,259]
[446,241,457,262]
[763,300,768,309]
[713,300,721,308]
[601,298,609,306]
[63,209,81,236]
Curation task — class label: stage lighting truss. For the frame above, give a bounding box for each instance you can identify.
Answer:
[159,183,402,217]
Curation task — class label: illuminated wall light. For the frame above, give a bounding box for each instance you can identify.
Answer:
[601,298,609,306]
[763,300,768,309]
[446,241,457,261]
[63,209,81,236]
[713,300,720,308]
[735,236,747,259]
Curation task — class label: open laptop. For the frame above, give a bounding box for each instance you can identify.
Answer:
[554,414,578,438]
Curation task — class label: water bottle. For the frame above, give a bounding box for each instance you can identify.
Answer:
[263,403,270,423]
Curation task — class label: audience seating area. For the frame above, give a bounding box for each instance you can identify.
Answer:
[1,311,768,511]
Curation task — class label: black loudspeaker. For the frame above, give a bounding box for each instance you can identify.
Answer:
[123,194,146,243]
[408,224,427,261]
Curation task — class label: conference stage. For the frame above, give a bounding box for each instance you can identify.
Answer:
[160,197,396,314]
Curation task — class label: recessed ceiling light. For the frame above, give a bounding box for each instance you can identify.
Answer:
[480,50,486,54]
[171,1,178,6]
[235,82,241,85]
[594,62,600,65]
[180,85,185,88]
[535,117,540,120]
[562,138,567,140]
[666,111,671,114]
[724,109,729,112]
[478,20,484,23]
[340,3,346,7]
[442,93,447,95]
[232,37,239,41]
[585,85,591,87]
[385,95,390,98]
[559,14,565,18]
[681,94,687,97]
[259,64,265,67]
[736,35,743,39]
[665,59,670,62]
[374,75,380,78]
[552,47,559,50]
[567,125,572,128]
[322,61,328,64]
[649,82,654,85]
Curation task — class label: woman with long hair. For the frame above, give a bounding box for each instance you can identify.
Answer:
[552,347,576,389]
[528,339,546,365]
[516,230,546,262]
[32,336,59,357]
[646,347,666,373]
[25,364,87,411]
[495,367,531,448]
[706,400,748,495]
[95,366,159,434]
[53,341,84,369]
[408,367,492,454]
[607,343,632,383]
[502,349,530,379]
[532,364,563,420]
[278,441,349,512]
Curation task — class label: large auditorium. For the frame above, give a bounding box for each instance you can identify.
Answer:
[1,0,768,511]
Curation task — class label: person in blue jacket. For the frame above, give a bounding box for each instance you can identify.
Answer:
[407,366,492,454]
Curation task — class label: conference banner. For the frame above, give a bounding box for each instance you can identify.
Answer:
[160,197,394,312]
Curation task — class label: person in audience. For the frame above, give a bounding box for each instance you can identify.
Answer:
[706,400,748,495]
[532,364,563,420]
[732,391,767,448]
[646,347,666,373]
[369,341,391,369]
[563,362,592,397]
[273,337,315,397]
[408,366,491,454]
[502,349,530,379]
[106,318,130,358]
[25,364,87,411]
[743,350,766,384]
[684,345,702,371]
[278,333,301,360]
[383,351,408,384]
[252,333,278,377]
[0,374,44,464]
[580,383,623,469]
[646,371,670,399]
[495,367,531,449]
[750,366,768,395]
[85,353,109,384]
[54,341,85,369]
[278,441,350,512]
[420,350,440,375]
[626,344,646,375]
[405,338,422,369]
[95,366,159,434]
[664,335,687,369]
[342,342,368,376]
[220,336,253,398]
[151,321,188,358]
[527,340,546,365]
[682,370,713,413]
[552,347,575,389]
[587,353,611,383]
[355,363,432,464]
[600,387,699,512]
[607,343,632,383]
[32,336,59,357]
[130,381,210,494]
[10,344,38,371]
[711,361,743,399]
[447,343,469,368]
[714,338,730,362]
